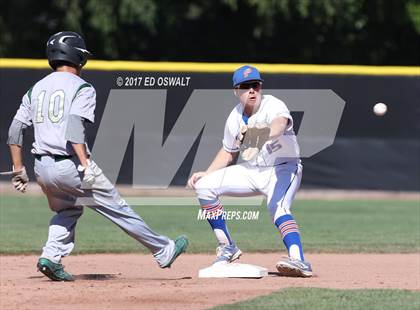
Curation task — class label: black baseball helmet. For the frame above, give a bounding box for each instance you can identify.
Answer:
[46,31,91,69]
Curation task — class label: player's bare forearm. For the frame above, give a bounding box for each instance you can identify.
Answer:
[269,116,289,139]
[187,147,237,188]
[206,148,236,173]
[9,144,24,170]
[71,143,89,167]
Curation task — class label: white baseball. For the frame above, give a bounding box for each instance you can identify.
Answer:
[373,103,387,116]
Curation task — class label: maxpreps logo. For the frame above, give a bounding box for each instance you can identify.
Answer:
[197,209,260,221]
[84,89,345,189]
[243,67,253,77]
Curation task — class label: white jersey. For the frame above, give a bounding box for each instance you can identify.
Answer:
[13,71,96,155]
[223,94,300,166]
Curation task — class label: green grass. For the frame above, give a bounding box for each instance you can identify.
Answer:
[0,195,419,254]
[212,288,420,310]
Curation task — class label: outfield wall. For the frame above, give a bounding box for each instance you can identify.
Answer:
[0,60,419,190]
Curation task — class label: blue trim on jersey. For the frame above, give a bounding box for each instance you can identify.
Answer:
[275,214,304,261]
[199,198,232,245]
[242,114,249,125]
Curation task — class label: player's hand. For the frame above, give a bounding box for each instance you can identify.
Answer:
[239,124,270,161]
[241,147,260,161]
[78,159,103,188]
[11,166,29,193]
[235,125,248,148]
[187,171,207,189]
[82,160,96,186]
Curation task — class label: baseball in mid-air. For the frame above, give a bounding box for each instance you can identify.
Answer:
[373,103,387,116]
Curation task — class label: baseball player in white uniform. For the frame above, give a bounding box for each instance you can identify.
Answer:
[7,31,188,281]
[188,65,312,277]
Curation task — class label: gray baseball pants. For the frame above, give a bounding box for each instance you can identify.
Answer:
[34,156,174,267]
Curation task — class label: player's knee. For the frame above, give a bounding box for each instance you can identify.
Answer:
[194,178,218,201]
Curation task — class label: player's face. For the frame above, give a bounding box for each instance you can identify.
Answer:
[235,81,262,111]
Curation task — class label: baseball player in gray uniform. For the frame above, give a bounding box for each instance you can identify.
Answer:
[7,31,188,281]
[188,65,312,277]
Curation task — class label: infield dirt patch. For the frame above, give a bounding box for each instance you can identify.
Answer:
[1,253,419,310]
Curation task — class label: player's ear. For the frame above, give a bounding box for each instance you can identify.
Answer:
[233,88,239,97]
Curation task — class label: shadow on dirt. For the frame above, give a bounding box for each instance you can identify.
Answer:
[74,274,118,280]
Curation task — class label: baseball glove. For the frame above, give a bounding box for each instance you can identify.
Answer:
[238,124,271,161]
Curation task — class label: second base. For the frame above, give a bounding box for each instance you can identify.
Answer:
[198,262,268,278]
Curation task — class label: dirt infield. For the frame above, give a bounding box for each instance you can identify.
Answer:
[1,253,419,310]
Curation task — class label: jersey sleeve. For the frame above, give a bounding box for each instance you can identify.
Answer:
[267,96,294,131]
[222,115,240,153]
[69,84,96,123]
[13,89,33,126]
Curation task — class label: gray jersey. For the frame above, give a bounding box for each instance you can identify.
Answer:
[13,71,95,155]
[13,71,176,267]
